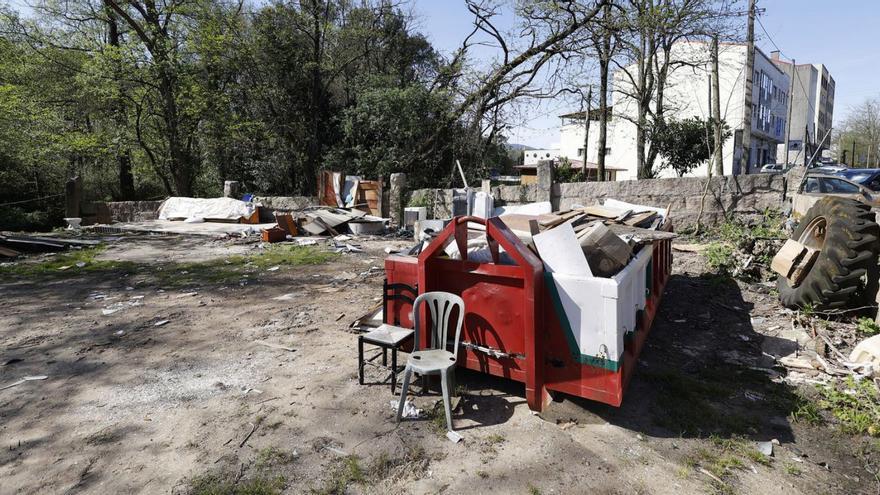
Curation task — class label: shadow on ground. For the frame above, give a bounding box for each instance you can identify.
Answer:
[452,273,805,443]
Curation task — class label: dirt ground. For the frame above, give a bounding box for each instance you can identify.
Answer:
[1,232,878,494]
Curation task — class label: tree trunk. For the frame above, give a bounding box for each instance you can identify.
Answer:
[582,85,592,182]
[105,4,135,199]
[597,3,611,182]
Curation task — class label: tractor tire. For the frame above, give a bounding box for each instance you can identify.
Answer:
[778,197,880,310]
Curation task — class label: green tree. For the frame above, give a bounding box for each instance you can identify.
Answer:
[650,116,730,176]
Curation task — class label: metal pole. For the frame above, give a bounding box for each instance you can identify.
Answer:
[712,34,723,177]
[739,0,756,175]
[784,58,794,166]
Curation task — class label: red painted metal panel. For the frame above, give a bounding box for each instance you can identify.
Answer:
[384,216,673,411]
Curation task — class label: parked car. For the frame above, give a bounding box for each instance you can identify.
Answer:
[760,163,787,174]
[791,172,880,219]
[811,164,848,174]
[835,168,880,192]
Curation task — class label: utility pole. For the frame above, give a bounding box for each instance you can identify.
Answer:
[711,34,723,177]
[852,141,857,168]
[597,1,611,182]
[739,0,756,175]
[582,85,592,182]
[784,58,795,166]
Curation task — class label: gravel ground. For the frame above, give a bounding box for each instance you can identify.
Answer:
[0,232,876,494]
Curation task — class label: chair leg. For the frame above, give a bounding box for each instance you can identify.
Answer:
[440,369,454,432]
[391,347,398,394]
[357,337,364,385]
[449,367,457,398]
[396,366,413,423]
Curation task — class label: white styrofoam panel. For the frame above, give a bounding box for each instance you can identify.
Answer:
[549,247,652,364]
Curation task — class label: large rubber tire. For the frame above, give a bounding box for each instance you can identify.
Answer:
[778,197,880,310]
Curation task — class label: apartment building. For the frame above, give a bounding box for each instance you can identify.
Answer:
[771,52,835,165]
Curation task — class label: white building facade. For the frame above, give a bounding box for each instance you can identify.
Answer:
[558,41,790,180]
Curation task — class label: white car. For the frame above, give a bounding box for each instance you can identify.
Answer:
[760,163,787,174]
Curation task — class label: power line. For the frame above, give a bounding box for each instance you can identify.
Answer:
[755,15,817,123]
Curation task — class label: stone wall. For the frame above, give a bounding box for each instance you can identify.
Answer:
[555,173,788,228]
[105,201,164,223]
[252,196,317,222]
[410,171,794,229]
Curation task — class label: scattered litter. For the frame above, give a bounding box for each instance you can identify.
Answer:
[324,446,349,457]
[266,266,280,272]
[272,293,297,301]
[672,243,708,253]
[115,330,125,336]
[254,340,295,352]
[154,320,170,327]
[57,265,71,271]
[177,292,199,298]
[744,390,764,401]
[446,431,463,443]
[239,422,258,448]
[2,358,22,366]
[333,243,364,254]
[757,441,773,457]
[392,399,422,419]
[335,313,345,321]
[102,300,141,316]
[75,261,87,268]
[295,238,318,246]
[1,375,48,391]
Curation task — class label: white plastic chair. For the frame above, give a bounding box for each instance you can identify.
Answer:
[396,291,465,432]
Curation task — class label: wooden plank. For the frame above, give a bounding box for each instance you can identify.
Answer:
[580,205,625,219]
[623,211,657,227]
[771,239,818,285]
[0,246,20,257]
[578,222,632,277]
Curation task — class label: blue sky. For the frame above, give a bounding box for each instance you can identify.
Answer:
[412,0,879,148]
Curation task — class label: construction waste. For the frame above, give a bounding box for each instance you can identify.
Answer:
[417,198,675,279]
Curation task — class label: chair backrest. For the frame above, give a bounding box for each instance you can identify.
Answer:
[382,279,417,326]
[413,292,465,358]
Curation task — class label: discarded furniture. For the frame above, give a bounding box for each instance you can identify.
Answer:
[356,280,418,393]
[358,325,414,394]
[384,215,673,411]
[396,292,465,433]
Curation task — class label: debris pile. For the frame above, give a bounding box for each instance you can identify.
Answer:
[417,198,676,279]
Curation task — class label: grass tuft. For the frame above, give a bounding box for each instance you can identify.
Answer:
[818,377,880,436]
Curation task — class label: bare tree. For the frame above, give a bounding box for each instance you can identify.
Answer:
[612,0,737,179]
[418,0,609,172]
[843,97,880,168]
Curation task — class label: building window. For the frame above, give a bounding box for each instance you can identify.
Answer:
[577,148,584,157]
[604,147,612,156]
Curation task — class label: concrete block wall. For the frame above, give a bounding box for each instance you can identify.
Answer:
[410,171,791,229]
[555,173,787,228]
[105,201,164,223]
[252,196,317,222]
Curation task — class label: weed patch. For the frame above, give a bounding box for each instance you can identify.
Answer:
[0,245,136,277]
[1,244,336,289]
[187,472,285,495]
[818,377,880,436]
[857,317,880,337]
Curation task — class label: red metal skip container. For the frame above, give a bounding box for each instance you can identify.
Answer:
[384,216,672,411]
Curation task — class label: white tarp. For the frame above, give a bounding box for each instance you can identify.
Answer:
[158,197,258,222]
[493,201,552,217]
